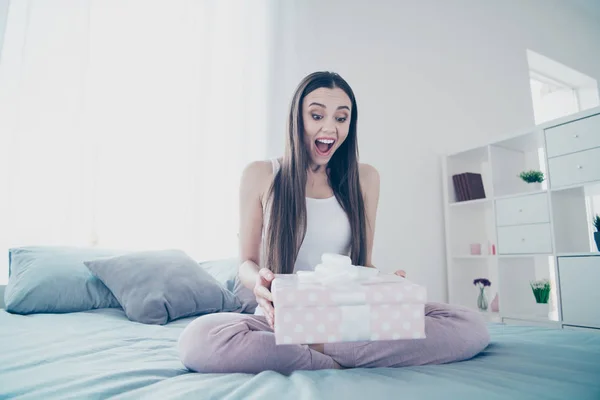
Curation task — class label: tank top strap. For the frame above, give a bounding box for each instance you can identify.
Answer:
[270,158,281,175]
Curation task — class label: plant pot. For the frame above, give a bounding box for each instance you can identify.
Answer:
[477,288,488,312]
[525,182,542,190]
[595,231,600,252]
[534,302,549,318]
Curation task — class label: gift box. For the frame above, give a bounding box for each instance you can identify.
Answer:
[271,255,427,345]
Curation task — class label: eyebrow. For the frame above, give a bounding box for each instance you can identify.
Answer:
[308,102,350,111]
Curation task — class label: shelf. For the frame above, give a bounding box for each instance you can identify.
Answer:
[480,311,502,323]
[551,184,600,254]
[447,197,496,258]
[497,253,552,258]
[494,189,547,201]
[445,110,600,330]
[501,313,559,324]
[550,183,585,192]
[447,190,549,204]
[449,198,491,207]
[489,130,548,198]
[453,255,494,259]
[556,252,600,258]
[536,106,600,131]
[497,256,558,321]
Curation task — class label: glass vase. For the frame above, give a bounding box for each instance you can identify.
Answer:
[477,287,488,312]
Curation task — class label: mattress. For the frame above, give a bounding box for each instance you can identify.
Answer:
[0,309,599,400]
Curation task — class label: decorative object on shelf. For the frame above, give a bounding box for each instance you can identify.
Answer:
[470,243,482,255]
[452,172,486,202]
[519,169,545,184]
[593,214,600,252]
[530,279,550,304]
[534,302,550,318]
[473,278,491,312]
[490,293,499,312]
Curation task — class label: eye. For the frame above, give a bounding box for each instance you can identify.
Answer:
[311,114,323,120]
[336,116,347,123]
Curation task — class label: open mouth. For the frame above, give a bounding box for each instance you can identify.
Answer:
[315,138,336,156]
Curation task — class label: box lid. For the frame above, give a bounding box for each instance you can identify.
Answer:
[272,273,427,307]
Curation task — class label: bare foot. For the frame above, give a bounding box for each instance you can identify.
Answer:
[308,344,325,353]
[308,344,343,369]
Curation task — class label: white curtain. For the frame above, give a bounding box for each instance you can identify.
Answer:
[0,0,270,282]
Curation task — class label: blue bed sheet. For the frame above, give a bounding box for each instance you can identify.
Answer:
[0,308,599,400]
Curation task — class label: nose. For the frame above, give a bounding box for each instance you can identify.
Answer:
[322,119,336,134]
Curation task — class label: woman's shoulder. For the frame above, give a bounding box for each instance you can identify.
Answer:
[359,163,380,186]
[242,159,275,180]
[240,159,279,201]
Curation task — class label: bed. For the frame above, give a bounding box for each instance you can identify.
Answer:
[1,248,599,399]
[1,310,599,400]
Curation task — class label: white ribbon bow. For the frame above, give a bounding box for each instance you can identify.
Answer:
[296,253,380,286]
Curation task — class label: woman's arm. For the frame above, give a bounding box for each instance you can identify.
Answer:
[238,161,271,290]
[359,163,380,268]
[359,163,406,277]
[238,160,278,326]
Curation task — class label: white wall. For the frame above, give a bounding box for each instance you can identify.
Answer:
[266,0,600,302]
[0,0,9,60]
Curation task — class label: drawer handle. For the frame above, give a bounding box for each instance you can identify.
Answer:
[576,165,583,169]
[573,134,579,138]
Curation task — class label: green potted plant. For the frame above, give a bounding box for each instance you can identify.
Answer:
[519,170,545,184]
[530,279,550,304]
[530,279,551,318]
[593,214,600,252]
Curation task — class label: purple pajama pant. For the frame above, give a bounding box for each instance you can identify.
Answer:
[178,302,490,375]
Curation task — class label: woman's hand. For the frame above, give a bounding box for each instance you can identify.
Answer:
[394,270,407,278]
[254,268,275,329]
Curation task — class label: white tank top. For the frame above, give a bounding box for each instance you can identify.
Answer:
[264,158,352,272]
[255,159,352,315]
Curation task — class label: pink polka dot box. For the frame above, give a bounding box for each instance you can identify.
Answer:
[271,254,427,345]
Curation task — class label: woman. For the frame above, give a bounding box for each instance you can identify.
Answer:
[178,71,489,375]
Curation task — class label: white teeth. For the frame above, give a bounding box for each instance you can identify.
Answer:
[316,139,334,144]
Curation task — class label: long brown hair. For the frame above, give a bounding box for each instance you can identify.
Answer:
[265,72,367,274]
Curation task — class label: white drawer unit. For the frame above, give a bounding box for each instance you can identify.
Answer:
[545,113,600,158]
[497,223,553,254]
[547,147,600,188]
[558,255,600,329]
[495,193,549,226]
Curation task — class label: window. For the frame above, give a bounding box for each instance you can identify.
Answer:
[527,49,599,125]
[0,1,270,284]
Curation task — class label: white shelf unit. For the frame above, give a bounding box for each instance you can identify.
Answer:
[443,107,600,330]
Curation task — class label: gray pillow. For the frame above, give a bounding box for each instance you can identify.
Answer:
[84,249,242,324]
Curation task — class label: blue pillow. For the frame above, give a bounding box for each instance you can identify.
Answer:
[199,257,257,314]
[4,246,126,314]
[84,249,243,324]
